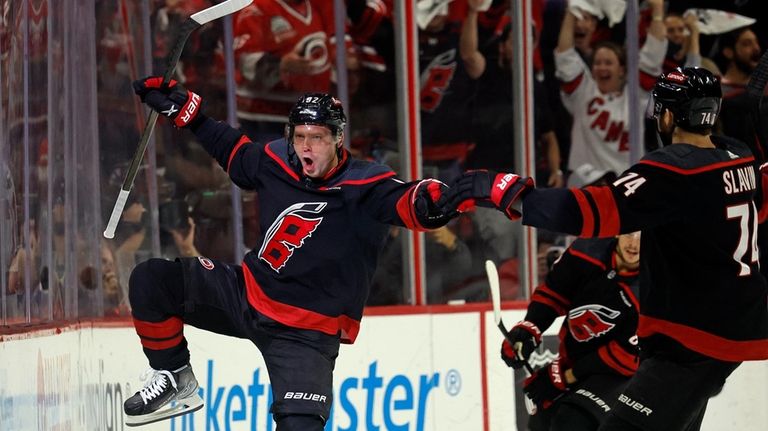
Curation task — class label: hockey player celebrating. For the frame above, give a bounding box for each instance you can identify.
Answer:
[503,232,641,431]
[440,66,768,431]
[122,77,451,429]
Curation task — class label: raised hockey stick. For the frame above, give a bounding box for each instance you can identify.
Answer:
[485,260,535,374]
[103,0,253,239]
[746,50,768,162]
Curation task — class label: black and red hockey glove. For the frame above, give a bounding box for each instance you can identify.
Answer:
[133,76,203,128]
[413,179,451,229]
[438,170,534,220]
[523,358,569,409]
[500,320,542,369]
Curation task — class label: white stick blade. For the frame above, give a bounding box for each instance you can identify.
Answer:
[485,260,502,326]
[190,0,253,25]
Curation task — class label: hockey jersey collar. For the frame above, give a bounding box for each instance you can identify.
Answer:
[264,138,351,186]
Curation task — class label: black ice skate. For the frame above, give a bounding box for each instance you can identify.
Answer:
[124,364,204,427]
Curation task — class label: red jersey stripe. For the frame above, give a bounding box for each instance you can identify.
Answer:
[226,135,251,173]
[571,188,595,237]
[394,185,429,231]
[531,293,568,316]
[567,249,606,271]
[585,186,620,237]
[759,164,768,223]
[536,284,572,309]
[639,157,755,175]
[560,73,584,95]
[607,341,638,372]
[133,316,183,340]
[597,342,636,376]
[139,334,184,351]
[242,265,360,343]
[264,142,301,181]
[320,171,396,189]
[638,315,768,361]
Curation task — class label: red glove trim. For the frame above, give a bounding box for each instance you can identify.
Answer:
[426,180,442,202]
[490,173,521,207]
[514,320,542,344]
[489,173,533,220]
[144,76,177,89]
[174,90,202,127]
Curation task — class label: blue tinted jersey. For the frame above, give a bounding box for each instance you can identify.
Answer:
[522,136,768,361]
[191,117,443,343]
[418,21,476,145]
[525,238,640,380]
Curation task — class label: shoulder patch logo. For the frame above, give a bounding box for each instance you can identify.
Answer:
[197,257,215,270]
[259,202,326,272]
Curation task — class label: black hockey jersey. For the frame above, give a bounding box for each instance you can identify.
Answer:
[522,136,768,361]
[418,20,476,146]
[525,238,639,380]
[192,117,443,343]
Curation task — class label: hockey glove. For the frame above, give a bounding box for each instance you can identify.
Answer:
[413,179,451,229]
[133,76,203,128]
[500,320,542,369]
[438,170,534,220]
[523,358,569,409]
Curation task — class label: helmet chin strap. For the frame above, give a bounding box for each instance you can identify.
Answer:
[335,134,344,159]
[286,127,302,172]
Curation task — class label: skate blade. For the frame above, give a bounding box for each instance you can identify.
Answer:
[125,393,204,427]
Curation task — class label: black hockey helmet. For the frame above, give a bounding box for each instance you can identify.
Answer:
[286,93,346,140]
[652,67,721,133]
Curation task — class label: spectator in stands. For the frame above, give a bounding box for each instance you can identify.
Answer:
[663,12,720,75]
[460,0,563,187]
[718,26,763,156]
[368,224,472,305]
[417,0,477,184]
[555,0,667,176]
[572,7,599,61]
[158,199,202,259]
[151,0,221,95]
[232,0,355,144]
[458,0,562,294]
[101,240,130,316]
[346,0,397,139]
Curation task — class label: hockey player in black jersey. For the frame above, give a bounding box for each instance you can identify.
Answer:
[121,77,451,429]
[503,233,641,431]
[440,67,768,431]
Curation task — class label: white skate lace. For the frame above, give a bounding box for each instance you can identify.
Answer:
[138,369,178,404]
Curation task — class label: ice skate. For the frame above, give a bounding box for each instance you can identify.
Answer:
[124,364,203,427]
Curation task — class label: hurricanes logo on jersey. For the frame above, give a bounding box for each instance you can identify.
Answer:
[568,304,621,342]
[259,202,326,272]
[420,49,457,113]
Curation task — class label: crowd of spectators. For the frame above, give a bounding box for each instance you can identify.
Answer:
[2,0,766,325]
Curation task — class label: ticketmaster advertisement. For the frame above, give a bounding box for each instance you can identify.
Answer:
[0,308,766,430]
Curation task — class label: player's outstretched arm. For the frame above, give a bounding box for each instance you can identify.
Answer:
[133,76,260,189]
